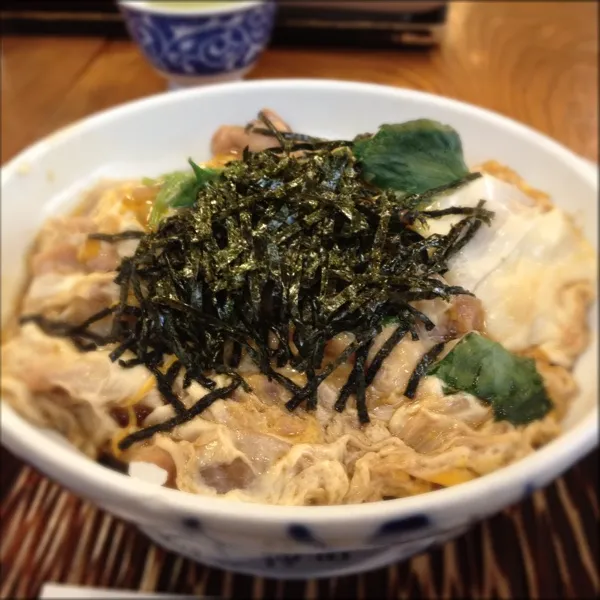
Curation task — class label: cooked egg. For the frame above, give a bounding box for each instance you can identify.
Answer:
[422,174,596,366]
[422,174,542,290]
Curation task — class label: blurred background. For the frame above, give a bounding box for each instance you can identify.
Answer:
[2,1,597,165]
[3,1,449,47]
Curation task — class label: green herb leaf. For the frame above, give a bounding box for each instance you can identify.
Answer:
[427,332,553,425]
[353,119,470,196]
[148,159,221,228]
[188,158,220,186]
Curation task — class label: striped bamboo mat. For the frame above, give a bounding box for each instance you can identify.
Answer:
[1,449,597,599]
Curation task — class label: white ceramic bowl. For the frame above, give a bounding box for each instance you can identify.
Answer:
[1,80,598,580]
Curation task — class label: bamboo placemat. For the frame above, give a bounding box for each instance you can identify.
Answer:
[0,448,597,599]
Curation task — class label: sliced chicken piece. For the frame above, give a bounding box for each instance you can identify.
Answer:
[22,271,118,332]
[347,447,437,503]
[389,399,489,454]
[199,458,255,493]
[204,374,322,444]
[31,181,147,279]
[348,406,560,501]
[210,109,291,156]
[2,324,161,408]
[0,375,117,458]
[322,332,356,365]
[414,377,491,428]
[31,215,138,278]
[231,429,292,474]
[411,292,485,340]
[319,295,484,412]
[252,109,291,133]
[242,437,351,506]
[31,216,96,275]
[151,421,290,495]
[443,294,485,337]
[365,326,435,406]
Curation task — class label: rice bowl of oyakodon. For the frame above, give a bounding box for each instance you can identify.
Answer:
[1,80,597,579]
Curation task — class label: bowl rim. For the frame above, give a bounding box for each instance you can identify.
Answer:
[1,78,598,525]
[118,0,267,17]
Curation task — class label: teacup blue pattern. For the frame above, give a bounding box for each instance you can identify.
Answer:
[120,2,276,79]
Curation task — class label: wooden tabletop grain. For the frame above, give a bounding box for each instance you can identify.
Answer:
[1,1,598,598]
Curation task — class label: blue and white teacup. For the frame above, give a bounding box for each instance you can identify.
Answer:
[119,1,277,89]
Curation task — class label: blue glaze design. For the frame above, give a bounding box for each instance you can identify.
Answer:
[523,482,537,497]
[178,517,234,558]
[142,517,468,577]
[372,514,431,543]
[120,2,276,77]
[288,524,326,548]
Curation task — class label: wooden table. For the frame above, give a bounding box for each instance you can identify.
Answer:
[1,2,598,598]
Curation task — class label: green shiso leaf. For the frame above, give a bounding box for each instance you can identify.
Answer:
[353,119,470,195]
[427,332,553,425]
[188,158,220,187]
[148,159,221,228]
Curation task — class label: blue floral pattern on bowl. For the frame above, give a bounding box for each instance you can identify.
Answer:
[138,513,468,579]
[120,2,276,78]
[71,479,540,578]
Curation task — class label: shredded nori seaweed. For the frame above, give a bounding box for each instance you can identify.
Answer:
[404,341,447,399]
[88,231,145,242]
[22,113,494,449]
